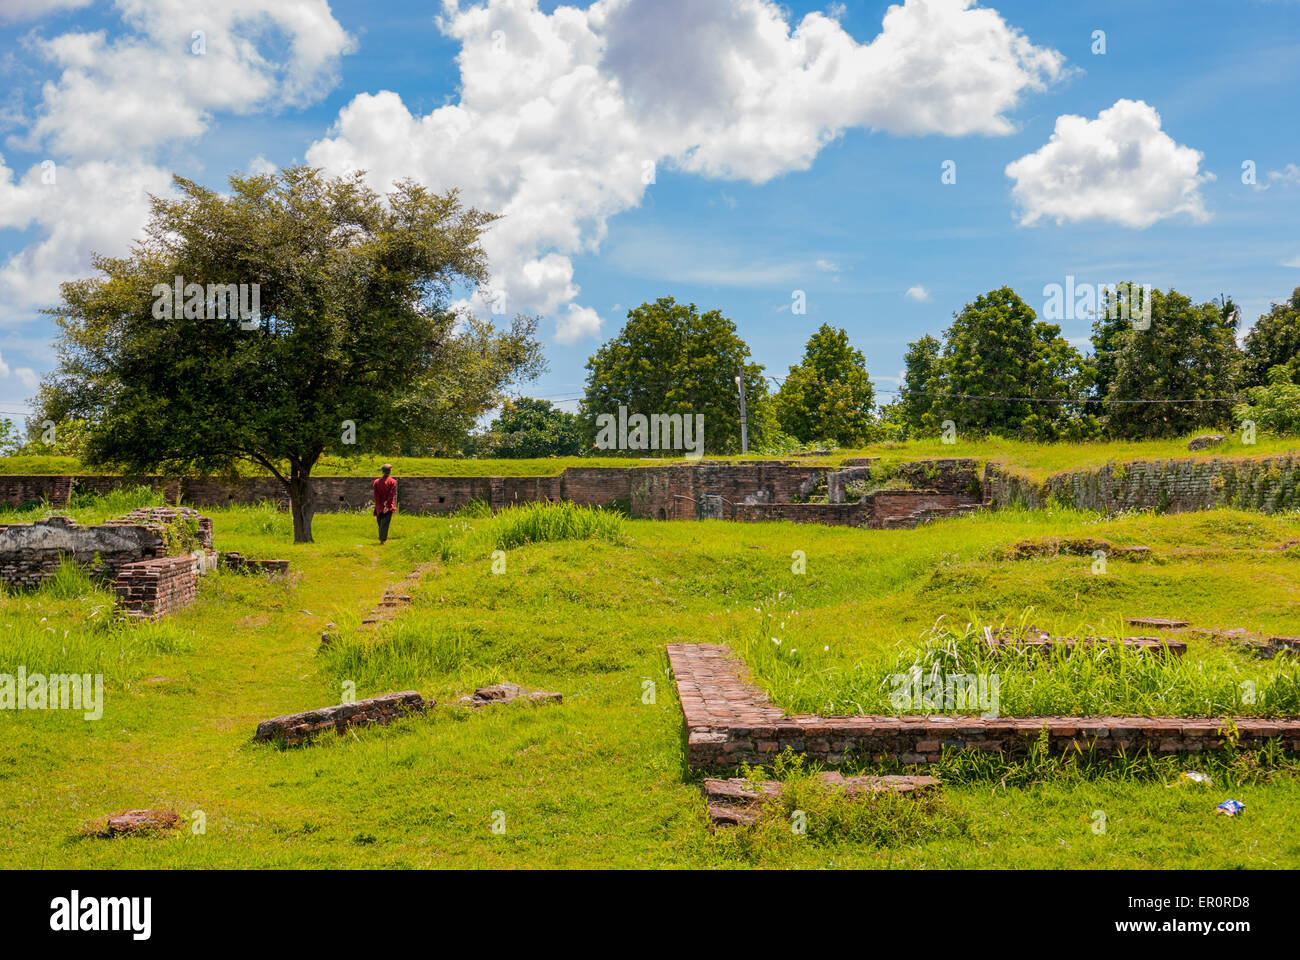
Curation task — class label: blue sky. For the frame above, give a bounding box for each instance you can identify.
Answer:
[1,0,1298,424]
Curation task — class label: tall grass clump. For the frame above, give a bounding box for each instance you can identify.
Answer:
[713,750,972,860]
[36,557,99,600]
[401,501,628,565]
[740,609,1300,718]
[318,618,487,690]
[0,601,192,683]
[488,501,627,550]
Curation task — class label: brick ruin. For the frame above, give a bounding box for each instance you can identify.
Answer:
[0,506,217,619]
[667,642,1300,770]
[0,458,986,529]
[2,452,1296,529]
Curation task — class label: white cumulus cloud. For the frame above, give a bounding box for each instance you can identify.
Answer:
[307,0,1066,341]
[1005,98,1214,229]
[0,0,354,326]
[0,0,91,22]
[905,285,931,301]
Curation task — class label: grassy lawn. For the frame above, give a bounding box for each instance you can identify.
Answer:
[3,432,1298,481]
[2,493,1298,868]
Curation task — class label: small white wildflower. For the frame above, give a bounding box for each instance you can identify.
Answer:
[771,637,781,645]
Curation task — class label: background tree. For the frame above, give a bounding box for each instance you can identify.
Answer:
[773,323,876,446]
[36,166,541,542]
[1103,289,1242,438]
[934,287,1085,439]
[581,297,767,454]
[466,397,584,458]
[0,419,21,456]
[1086,282,1149,404]
[898,334,942,434]
[1234,364,1300,438]
[1241,288,1300,387]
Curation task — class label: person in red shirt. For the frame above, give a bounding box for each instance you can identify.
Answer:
[373,464,397,544]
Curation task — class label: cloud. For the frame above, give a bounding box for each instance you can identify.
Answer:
[1284,254,1300,268]
[905,285,931,301]
[0,0,354,327]
[1268,163,1300,187]
[1005,99,1214,229]
[0,350,39,390]
[556,303,603,344]
[0,156,176,324]
[18,0,354,160]
[306,0,1066,341]
[0,0,91,22]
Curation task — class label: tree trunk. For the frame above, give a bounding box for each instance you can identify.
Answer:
[286,465,315,543]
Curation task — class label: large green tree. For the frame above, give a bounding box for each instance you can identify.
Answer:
[1242,288,1300,387]
[467,397,583,458]
[773,323,876,445]
[1102,289,1242,438]
[581,297,767,455]
[898,334,942,434]
[932,287,1085,439]
[37,166,542,541]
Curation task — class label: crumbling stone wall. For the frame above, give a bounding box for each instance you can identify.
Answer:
[630,462,824,520]
[0,506,212,593]
[0,516,167,589]
[985,455,1300,514]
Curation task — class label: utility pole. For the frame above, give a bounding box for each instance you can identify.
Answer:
[734,374,748,454]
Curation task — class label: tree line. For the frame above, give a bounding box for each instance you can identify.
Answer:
[6,164,1299,540]
[472,285,1300,457]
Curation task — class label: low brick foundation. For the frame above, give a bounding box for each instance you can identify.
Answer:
[114,555,198,619]
[254,691,428,745]
[220,552,289,575]
[704,772,941,827]
[984,628,1186,657]
[667,642,1300,769]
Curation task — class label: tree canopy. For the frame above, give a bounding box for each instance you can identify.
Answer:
[36,165,541,541]
[1102,289,1240,438]
[1241,287,1300,387]
[774,323,876,445]
[466,397,583,458]
[581,297,767,455]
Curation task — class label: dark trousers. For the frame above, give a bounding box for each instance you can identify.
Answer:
[376,511,393,543]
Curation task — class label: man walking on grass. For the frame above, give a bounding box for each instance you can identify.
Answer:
[373,463,397,544]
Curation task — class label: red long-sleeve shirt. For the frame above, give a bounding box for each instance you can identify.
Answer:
[373,476,397,515]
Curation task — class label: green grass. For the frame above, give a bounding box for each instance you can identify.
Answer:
[738,615,1300,718]
[1,496,1298,868]
[4,431,1298,481]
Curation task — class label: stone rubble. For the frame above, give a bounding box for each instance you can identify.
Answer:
[460,683,563,709]
[255,691,429,746]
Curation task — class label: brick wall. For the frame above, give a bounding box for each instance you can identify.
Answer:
[731,503,871,526]
[669,643,1300,770]
[630,462,825,520]
[985,454,1300,514]
[893,458,980,496]
[866,490,981,529]
[114,555,198,619]
[0,516,167,589]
